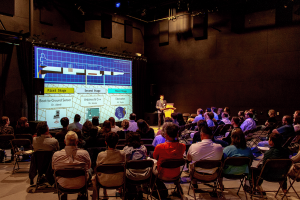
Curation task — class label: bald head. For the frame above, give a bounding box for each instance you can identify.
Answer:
[65,131,78,146]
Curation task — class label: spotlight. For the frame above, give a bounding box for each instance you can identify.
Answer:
[116,2,121,8]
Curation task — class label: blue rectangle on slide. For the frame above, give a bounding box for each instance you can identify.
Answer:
[108,89,132,94]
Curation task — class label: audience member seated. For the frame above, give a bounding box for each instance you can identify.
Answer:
[240,111,256,132]
[55,117,69,147]
[52,131,91,200]
[123,132,147,161]
[92,116,101,133]
[15,117,31,135]
[156,117,172,136]
[211,107,219,120]
[218,112,231,125]
[176,113,186,126]
[81,120,93,139]
[205,112,215,127]
[0,116,14,135]
[92,132,125,200]
[288,145,300,179]
[217,108,223,120]
[117,119,130,139]
[294,116,300,132]
[293,110,300,123]
[272,115,295,144]
[128,113,138,132]
[253,133,290,194]
[193,108,205,124]
[192,120,208,143]
[187,126,223,189]
[73,128,85,148]
[152,122,173,147]
[220,129,252,189]
[265,109,277,126]
[152,124,186,199]
[250,108,258,123]
[171,113,179,126]
[238,111,245,125]
[136,119,155,139]
[85,127,104,149]
[222,117,240,145]
[99,120,111,136]
[68,114,83,131]
[33,122,59,151]
[224,107,231,117]
[109,117,121,133]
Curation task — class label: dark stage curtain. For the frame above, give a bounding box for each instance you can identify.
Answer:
[16,41,34,120]
[132,59,147,120]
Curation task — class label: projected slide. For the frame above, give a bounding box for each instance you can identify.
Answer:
[34,46,132,129]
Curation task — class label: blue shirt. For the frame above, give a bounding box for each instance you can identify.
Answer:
[152,135,166,147]
[207,119,214,127]
[213,112,219,120]
[223,145,252,174]
[194,114,205,123]
[277,124,295,142]
[240,118,256,132]
[128,120,138,132]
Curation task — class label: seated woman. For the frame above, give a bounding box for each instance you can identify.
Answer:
[0,116,14,135]
[99,120,111,136]
[152,123,186,199]
[117,119,130,139]
[156,117,172,136]
[81,120,93,140]
[15,117,31,135]
[92,116,101,133]
[92,132,125,200]
[136,119,155,139]
[152,121,173,147]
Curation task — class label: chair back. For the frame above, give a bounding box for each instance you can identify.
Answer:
[14,134,33,143]
[182,113,190,122]
[126,159,154,170]
[11,139,32,151]
[193,160,222,169]
[95,163,125,174]
[55,167,86,178]
[282,135,296,148]
[213,125,224,136]
[32,151,53,175]
[223,157,251,166]
[260,159,293,182]
[141,139,153,144]
[0,134,14,149]
[219,124,232,136]
[190,114,197,118]
[144,144,155,153]
[160,158,185,169]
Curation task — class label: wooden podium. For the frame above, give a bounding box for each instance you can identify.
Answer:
[163,103,176,118]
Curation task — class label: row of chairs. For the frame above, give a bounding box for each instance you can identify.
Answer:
[53,157,298,200]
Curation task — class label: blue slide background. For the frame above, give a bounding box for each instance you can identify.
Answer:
[34,46,132,86]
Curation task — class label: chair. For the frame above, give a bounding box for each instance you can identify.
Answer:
[183,113,190,123]
[29,151,54,192]
[14,134,33,143]
[141,138,154,144]
[213,124,224,137]
[219,124,232,136]
[222,157,252,199]
[94,163,126,199]
[0,135,14,162]
[54,167,88,200]
[125,160,154,199]
[152,158,186,200]
[11,139,33,173]
[144,144,155,157]
[188,160,223,199]
[253,159,292,198]
[116,144,125,150]
[118,139,126,145]
[283,166,300,199]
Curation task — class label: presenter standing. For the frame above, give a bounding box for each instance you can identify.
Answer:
[156,95,167,129]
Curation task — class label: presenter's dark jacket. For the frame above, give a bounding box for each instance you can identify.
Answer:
[156,100,167,113]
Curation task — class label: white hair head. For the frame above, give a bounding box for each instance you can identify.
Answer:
[65,131,78,146]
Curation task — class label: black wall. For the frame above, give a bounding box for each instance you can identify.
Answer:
[145,12,300,122]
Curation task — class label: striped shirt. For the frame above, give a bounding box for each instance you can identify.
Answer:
[52,146,91,189]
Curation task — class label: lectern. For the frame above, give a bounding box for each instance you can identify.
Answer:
[163,103,176,118]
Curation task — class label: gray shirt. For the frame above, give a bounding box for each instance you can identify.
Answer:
[68,122,83,131]
[33,135,59,151]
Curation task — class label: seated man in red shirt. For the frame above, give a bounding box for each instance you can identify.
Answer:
[152,123,186,198]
